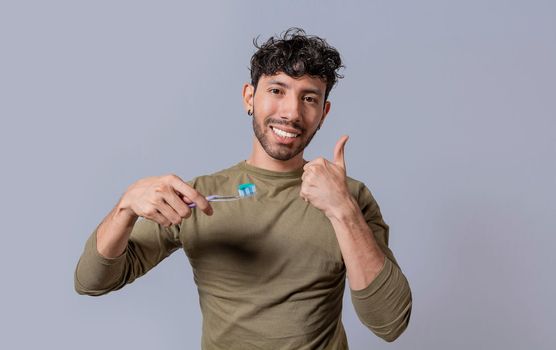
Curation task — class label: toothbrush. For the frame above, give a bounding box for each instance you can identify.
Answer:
[188,183,256,208]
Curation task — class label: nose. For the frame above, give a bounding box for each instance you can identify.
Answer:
[278,94,302,123]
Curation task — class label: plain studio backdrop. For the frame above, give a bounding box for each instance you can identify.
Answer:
[0,1,554,349]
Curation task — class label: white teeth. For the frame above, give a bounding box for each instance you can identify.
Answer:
[271,127,299,138]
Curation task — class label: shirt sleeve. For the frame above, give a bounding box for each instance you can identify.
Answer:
[74,218,182,296]
[349,184,412,342]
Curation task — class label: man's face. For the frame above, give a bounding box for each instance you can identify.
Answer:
[246,72,330,161]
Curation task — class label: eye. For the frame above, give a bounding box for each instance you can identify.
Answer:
[268,88,281,95]
[303,96,318,103]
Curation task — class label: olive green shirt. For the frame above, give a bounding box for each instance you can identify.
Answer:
[75,161,412,349]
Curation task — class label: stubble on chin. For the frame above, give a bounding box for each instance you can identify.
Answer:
[251,114,318,161]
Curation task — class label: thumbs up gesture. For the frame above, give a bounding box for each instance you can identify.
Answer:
[300,135,352,218]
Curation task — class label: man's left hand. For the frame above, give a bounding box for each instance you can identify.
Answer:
[300,135,352,218]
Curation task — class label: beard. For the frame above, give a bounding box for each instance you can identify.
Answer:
[251,106,320,161]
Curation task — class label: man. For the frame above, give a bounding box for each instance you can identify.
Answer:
[75,28,412,349]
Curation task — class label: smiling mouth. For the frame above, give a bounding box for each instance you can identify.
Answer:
[270,126,301,138]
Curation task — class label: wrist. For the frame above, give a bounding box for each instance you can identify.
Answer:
[326,194,360,223]
[115,197,139,223]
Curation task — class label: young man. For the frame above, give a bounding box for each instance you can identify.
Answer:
[75,28,412,349]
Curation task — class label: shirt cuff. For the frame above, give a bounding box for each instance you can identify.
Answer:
[350,257,393,299]
[89,227,127,266]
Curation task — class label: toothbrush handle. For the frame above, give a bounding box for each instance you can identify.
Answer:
[187,195,220,208]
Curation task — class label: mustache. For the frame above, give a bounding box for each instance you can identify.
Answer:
[263,117,305,133]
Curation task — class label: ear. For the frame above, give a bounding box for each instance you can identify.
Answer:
[318,100,332,129]
[242,83,255,114]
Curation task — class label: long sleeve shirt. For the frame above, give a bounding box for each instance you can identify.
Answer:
[75,161,412,349]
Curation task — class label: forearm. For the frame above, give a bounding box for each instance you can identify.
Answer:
[96,199,139,258]
[75,200,138,296]
[327,195,386,290]
[75,214,182,296]
[74,228,130,296]
[328,194,412,341]
[75,201,137,295]
[350,258,412,342]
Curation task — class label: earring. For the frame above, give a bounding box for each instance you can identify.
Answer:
[247,109,253,116]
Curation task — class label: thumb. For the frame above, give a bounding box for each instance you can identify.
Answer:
[333,135,349,170]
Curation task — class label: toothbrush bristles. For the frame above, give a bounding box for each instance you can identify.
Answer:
[237,183,256,197]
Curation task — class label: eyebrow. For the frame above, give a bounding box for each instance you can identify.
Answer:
[266,80,323,96]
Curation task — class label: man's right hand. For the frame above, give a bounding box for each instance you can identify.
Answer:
[96,174,212,258]
[119,174,213,227]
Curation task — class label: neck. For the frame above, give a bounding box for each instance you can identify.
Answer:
[247,137,306,172]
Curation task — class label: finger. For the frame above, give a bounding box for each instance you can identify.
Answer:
[305,157,325,168]
[169,176,213,216]
[162,190,192,218]
[301,166,314,180]
[300,180,317,196]
[333,135,349,170]
[301,169,317,184]
[150,210,172,227]
[157,201,183,226]
[303,161,322,175]
[299,188,309,202]
[178,193,193,205]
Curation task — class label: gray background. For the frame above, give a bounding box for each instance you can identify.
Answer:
[1,0,554,349]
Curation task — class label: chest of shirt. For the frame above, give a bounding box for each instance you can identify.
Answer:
[180,187,345,282]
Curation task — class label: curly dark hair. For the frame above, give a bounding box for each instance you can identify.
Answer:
[249,28,344,102]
